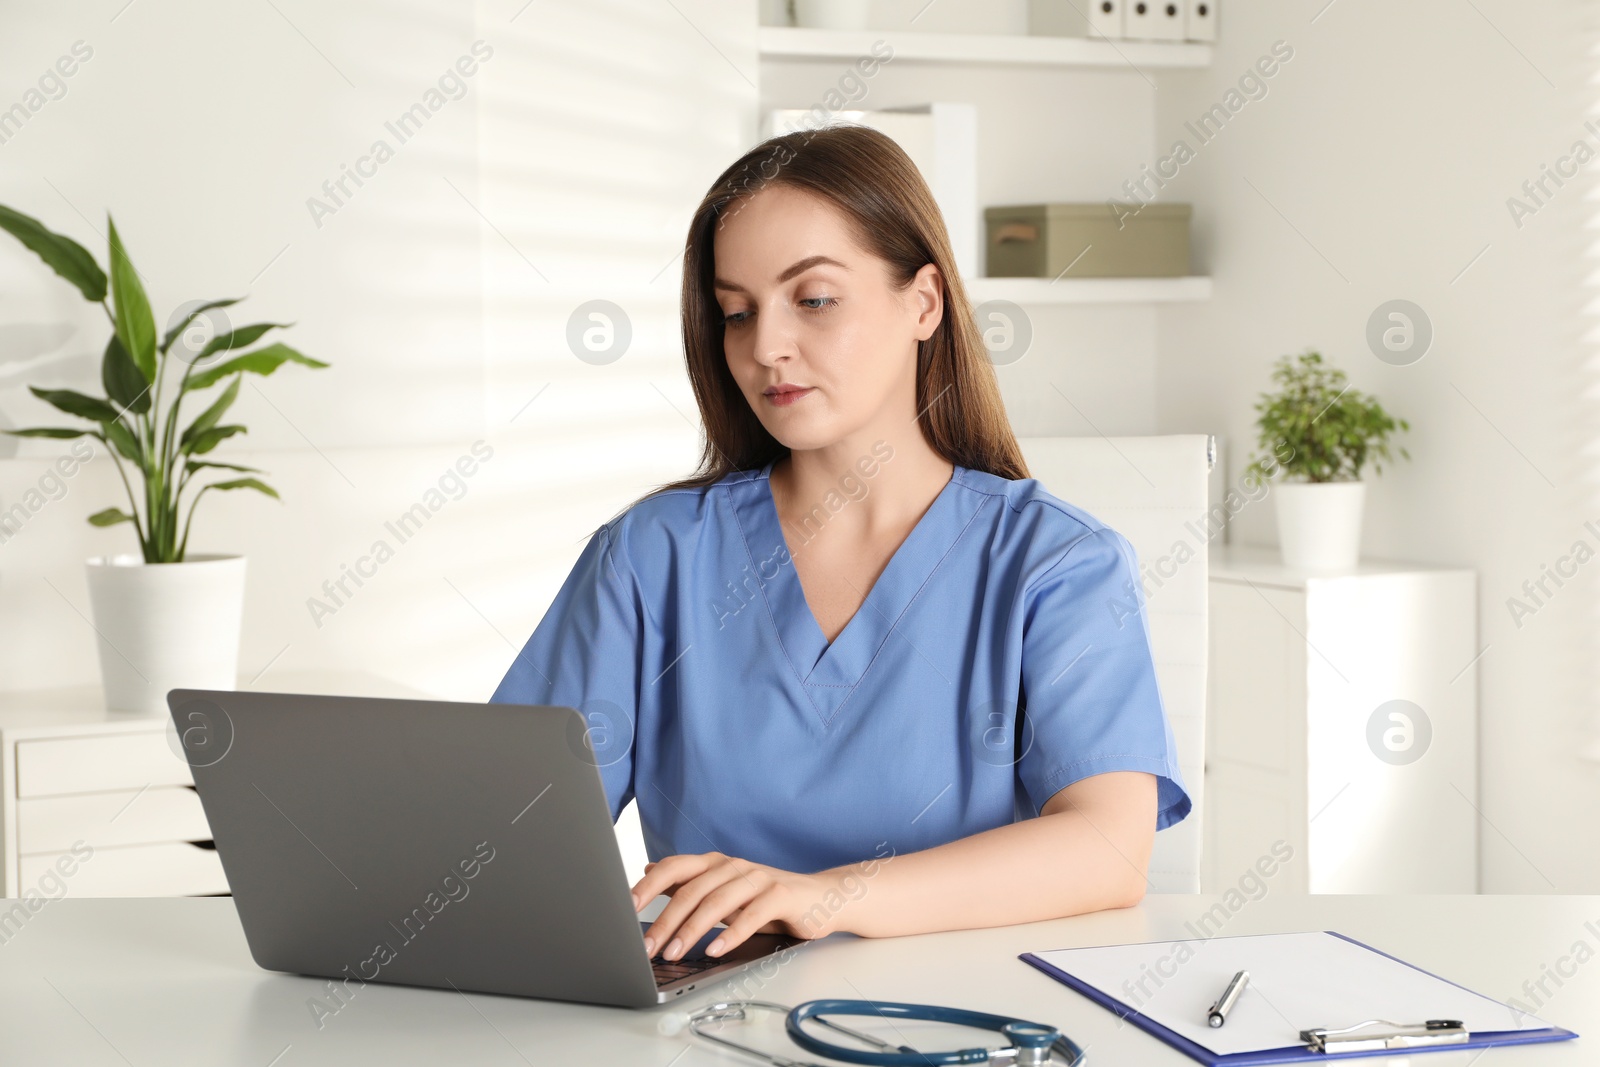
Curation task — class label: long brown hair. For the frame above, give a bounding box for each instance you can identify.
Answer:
[631,123,1028,511]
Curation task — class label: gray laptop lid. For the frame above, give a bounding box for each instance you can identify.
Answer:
[168,689,667,1008]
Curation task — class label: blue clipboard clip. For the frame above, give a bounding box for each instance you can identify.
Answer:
[1299,1019,1468,1053]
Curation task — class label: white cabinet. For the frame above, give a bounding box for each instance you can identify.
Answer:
[0,671,435,898]
[1204,546,1479,894]
[0,687,226,898]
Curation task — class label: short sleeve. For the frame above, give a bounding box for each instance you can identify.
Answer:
[489,522,644,823]
[1015,526,1191,829]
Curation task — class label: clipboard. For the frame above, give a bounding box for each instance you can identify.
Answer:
[1019,930,1578,1065]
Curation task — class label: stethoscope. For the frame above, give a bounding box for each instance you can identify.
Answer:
[659,998,1087,1066]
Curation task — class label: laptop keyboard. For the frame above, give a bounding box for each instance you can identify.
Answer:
[643,922,725,986]
[651,953,721,986]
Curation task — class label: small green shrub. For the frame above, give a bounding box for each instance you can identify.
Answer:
[1244,349,1410,484]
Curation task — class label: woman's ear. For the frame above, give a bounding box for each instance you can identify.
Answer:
[910,262,944,342]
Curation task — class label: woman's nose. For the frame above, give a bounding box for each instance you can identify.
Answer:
[750,300,798,365]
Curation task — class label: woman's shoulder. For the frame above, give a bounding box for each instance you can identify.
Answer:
[952,464,1124,553]
[598,467,762,565]
[953,466,1141,600]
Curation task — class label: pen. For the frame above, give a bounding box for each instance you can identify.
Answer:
[1208,970,1250,1028]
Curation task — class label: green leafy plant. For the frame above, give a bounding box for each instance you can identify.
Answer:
[0,204,328,562]
[1243,349,1410,484]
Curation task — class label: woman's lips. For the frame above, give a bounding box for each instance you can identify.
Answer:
[764,387,812,407]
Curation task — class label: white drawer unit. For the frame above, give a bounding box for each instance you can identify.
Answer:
[0,686,224,898]
[0,672,439,898]
[18,786,211,853]
[1203,545,1479,894]
[17,730,195,797]
[19,841,227,897]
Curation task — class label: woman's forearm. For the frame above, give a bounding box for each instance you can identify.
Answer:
[814,771,1156,940]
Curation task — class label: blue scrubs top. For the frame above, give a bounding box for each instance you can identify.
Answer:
[490,458,1190,875]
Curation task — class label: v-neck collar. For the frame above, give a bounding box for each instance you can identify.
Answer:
[727,456,986,726]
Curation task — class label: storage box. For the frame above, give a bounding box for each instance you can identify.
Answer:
[983,202,1192,278]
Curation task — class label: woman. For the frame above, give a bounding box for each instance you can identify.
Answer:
[491,125,1189,965]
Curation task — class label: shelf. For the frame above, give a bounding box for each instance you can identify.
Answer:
[1209,544,1474,587]
[964,275,1211,304]
[759,26,1213,69]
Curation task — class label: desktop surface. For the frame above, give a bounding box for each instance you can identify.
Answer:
[0,893,1591,1065]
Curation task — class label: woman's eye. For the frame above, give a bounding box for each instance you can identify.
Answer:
[721,296,836,328]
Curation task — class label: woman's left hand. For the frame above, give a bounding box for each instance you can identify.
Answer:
[630,851,839,960]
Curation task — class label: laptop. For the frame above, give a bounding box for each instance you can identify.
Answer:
[166,688,803,1008]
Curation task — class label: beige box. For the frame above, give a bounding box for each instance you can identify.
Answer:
[984,202,1192,278]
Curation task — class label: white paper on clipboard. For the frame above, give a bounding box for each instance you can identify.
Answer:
[1030,930,1555,1057]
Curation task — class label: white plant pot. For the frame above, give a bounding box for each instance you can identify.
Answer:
[794,0,872,30]
[84,553,248,715]
[1272,481,1366,571]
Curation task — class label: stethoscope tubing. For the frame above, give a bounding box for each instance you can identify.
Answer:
[683,998,1086,1067]
[791,999,1046,1065]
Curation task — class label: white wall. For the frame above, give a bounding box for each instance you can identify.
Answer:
[1151,0,1600,892]
[2,0,488,693]
[0,0,756,886]
[0,0,749,697]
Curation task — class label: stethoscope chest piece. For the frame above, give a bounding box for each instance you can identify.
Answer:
[1001,1020,1062,1066]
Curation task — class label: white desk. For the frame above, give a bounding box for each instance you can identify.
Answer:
[0,895,1590,1065]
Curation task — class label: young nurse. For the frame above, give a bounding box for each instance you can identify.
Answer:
[491,125,1190,965]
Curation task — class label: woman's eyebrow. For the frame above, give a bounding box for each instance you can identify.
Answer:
[713,254,850,293]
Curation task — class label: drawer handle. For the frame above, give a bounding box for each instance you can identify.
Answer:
[993,222,1038,244]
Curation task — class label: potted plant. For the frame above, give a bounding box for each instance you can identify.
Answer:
[0,204,327,713]
[1242,349,1410,570]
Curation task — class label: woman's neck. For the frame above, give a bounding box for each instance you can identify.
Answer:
[771,437,954,541]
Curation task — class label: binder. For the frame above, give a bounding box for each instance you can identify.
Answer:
[1184,0,1217,41]
[1145,0,1185,41]
[1124,0,1159,39]
[1019,930,1578,1065]
[1090,0,1123,39]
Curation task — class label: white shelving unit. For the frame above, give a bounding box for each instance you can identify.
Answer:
[757,25,1212,305]
[758,26,1213,68]
[965,275,1212,304]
